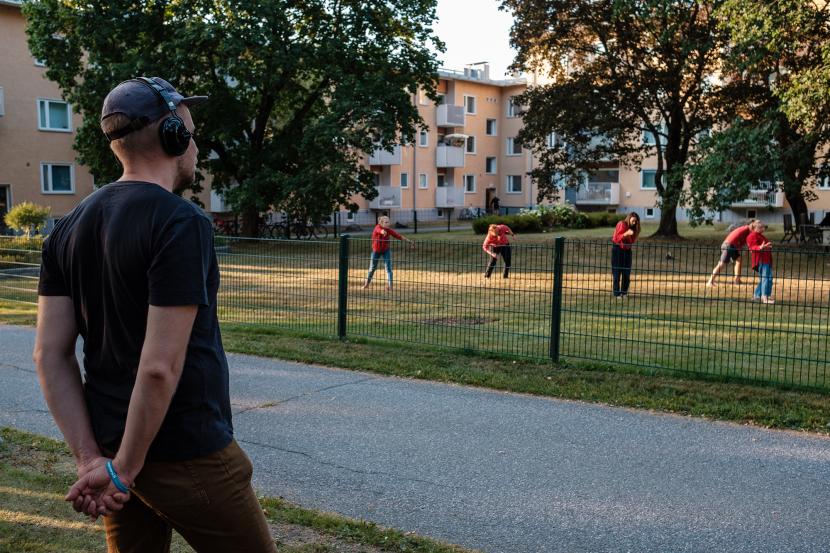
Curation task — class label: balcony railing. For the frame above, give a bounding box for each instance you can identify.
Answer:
[368,145,401,166]
[731,189,784,208]
[436,145,465,168]
[435,186,464,208]
[436,104,465,127]
[369,186,401,209]
[574,182,620,205]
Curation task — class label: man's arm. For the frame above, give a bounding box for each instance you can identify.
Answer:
[112,304,198,484]
[34,296,101,471]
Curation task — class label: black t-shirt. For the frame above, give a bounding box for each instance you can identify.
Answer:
[38,181,232,461]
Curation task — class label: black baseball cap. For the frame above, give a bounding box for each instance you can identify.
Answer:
[100,77,207,141]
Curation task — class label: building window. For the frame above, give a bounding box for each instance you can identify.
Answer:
[464,95,476,115]
[486,119,497,136]
[419,173,428,189]
[546,132,563,149]
[486,157,497,174]
[41,163,74,194]
[507,137,522,156]
[38,99,71,132]
[641,170,664,190]
[747,209,757,219]
[34,58,46,67]
[437,174,447,187]
[464,174,476,193]
[419,129,428,147]
[643,122,667,147]
[418,89,429,105]
[818,169,830,189]
[645,208,655,219]
[466,135,476,154]
[507,175,522,194]
[507,96,521,118]
[437,209,444,217]
[400,172,408,188]
[346,211,355,222]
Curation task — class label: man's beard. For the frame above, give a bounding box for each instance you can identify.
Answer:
[173,159,195,193]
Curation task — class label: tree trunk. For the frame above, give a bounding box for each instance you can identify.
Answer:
[654,203,680,238]
[785,191,809,225]
[240,205,260,238]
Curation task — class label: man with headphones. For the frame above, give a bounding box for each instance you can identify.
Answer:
[34,77,277,552]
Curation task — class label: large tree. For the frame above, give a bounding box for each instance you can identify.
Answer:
[502,0,732,237]
[24,0,442,235]
[686,0,830,224]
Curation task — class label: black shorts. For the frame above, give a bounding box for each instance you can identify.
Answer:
[719,242,740,263]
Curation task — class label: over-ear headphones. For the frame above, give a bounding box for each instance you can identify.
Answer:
[134,77,192,157]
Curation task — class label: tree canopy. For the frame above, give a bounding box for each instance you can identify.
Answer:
[502,0,731,237]
[24,0,443,235]
[685,0,830,223]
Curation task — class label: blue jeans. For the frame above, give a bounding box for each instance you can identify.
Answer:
[366,250,392,285]
[754,263,773,298]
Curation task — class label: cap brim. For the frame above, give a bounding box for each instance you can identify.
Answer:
[181,95,208,107]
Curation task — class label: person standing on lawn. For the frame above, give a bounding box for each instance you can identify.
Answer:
[706,220,760,287]
[33,77,276,552]
[482,223,516,278]
[611,212,641,298]
[362,215,414,291]
[747,222,775,304]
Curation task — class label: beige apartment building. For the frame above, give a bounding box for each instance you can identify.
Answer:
[0,0,95,233]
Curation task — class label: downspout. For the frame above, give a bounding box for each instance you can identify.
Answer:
[412,91,418,233]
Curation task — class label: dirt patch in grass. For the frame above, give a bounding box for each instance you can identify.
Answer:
[421,316,497,326]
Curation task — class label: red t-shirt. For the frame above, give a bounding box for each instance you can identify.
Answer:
[612,221,637,250]
[725,225,752,248]
[746,231,772,267]
[371,225,403,253]
[482,225,512,252]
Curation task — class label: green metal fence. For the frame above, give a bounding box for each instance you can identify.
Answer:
[3,234,829,390]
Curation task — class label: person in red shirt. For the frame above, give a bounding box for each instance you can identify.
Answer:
[482,223,516,278]
[746,222,775,304]
[362,215,413,291]
[706,220,760,287]
[611,212,641,298]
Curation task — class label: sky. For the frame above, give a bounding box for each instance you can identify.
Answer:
[433,0,519,79]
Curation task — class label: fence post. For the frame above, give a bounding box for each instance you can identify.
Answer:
[337,234,350,340]
[549,236,565,362]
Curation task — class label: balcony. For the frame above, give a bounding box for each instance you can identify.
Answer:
[369,186,401,209]
[574,182,620,205]
[436,145,465,168]
[436,104,465,127]
[435,186,464,208]
[368,145,401,166]
[731,189,784,208]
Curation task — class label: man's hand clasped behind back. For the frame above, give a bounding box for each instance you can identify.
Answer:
[66,456,132,520]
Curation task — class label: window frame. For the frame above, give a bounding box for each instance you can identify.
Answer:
[37,98,72,133]
[464,94,476,115]
[40,162,75,194]
[640,169,663,190]
[486,118,497,136]
[485,156,497,174]
[645,208,655,219]
[418,173,428,189]
[463,174,476,194]
[506,175,523,194]
[507,96,521,118]
[419,129,428,147]
[506,137,522,156]
[466,135,476,155]
[400,172,409,189]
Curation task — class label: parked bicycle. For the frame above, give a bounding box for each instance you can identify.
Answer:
[458,206,486,220]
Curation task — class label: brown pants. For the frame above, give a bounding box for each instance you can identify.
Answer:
[103,440,276,553]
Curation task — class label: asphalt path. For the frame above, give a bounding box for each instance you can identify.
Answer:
[2,324,829,553]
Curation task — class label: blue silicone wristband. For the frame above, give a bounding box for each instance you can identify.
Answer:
[105,460,130,493]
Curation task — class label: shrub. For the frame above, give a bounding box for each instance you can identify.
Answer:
[4,202,51,238]
[584,211,626,228]
[472,214,544,234]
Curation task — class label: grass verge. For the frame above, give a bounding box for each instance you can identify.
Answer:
[0,427,473,553]
[221,324,830,434]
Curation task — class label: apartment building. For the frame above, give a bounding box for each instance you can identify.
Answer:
[346,64,830,228]
[0,0,95,232]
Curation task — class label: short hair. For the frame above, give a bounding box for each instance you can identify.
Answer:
[101,114,162,158]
